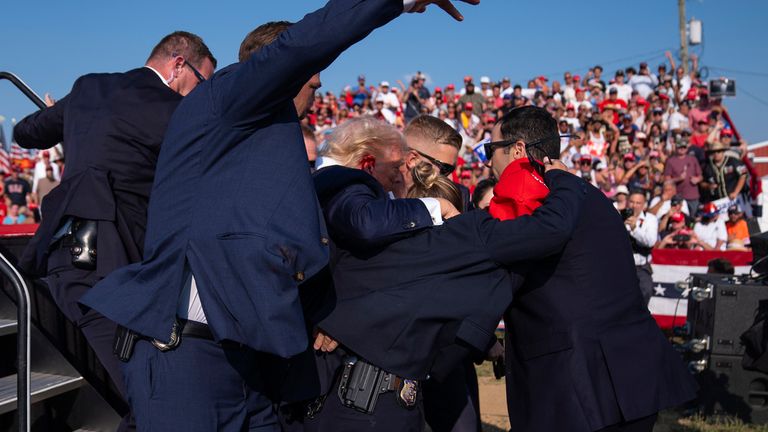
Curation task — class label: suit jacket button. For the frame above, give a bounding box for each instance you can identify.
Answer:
[406,221,416,228]
[294,271,305,282]
[320,237,329,245]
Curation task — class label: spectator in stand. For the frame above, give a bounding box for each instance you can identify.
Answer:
[701,141,747,205]
[626,191,658,305]
[458,80,485,116]
[688,85,713,126]
[403,75,427,123]
[2,203,28,225]
[649,180,690,216]
[664,139,702,213]
[614,185,630,210]
[693,202,727,251]
[608,69,633,102]
[668,101,690,132]
[585,65,606,92]
[351,74,370,107]
[629,62,659,99]
[690,120,709,148]
[33,165,59,204]
[32,150,60,193]
[377,81,400,111]
[599,88,627,124]
[656,212,694,249]
[3,167,31,208]
[725,204,750,250]
[373,94,397,125]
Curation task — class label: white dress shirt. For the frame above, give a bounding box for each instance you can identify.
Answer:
[628,211,658,266]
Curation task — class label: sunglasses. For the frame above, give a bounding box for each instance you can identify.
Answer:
[413,149,456,176]
[184,60,206,83]
[484,134,566,176]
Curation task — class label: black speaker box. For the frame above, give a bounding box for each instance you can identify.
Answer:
[688,274,768,356]
[697,354,768,424]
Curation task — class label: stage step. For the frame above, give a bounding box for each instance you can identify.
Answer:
[0,372,84,415]
[0,318,16,336]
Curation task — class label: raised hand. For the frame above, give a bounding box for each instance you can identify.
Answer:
[409,0,480,21]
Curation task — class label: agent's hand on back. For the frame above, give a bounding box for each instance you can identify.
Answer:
[409,0,480,21]
[543,156,567,173]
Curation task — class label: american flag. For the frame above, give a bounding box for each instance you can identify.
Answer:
[9,139,36,167]
[649,249,753,329]
[0,124,11,174]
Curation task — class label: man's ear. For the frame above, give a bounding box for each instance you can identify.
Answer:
[512,141,527,158]
[360,155,376,173]
[404,150,419,170]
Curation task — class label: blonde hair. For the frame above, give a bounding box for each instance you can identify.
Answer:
[320,117,406,167]
[407,162,463,212]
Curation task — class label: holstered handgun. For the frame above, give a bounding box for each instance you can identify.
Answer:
[63,219,98,270]
[337,356,418,414]
[113,325,140,362]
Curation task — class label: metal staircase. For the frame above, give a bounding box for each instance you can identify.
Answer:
[0,74,121,431]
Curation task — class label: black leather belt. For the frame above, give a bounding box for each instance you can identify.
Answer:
[179,319,214,341]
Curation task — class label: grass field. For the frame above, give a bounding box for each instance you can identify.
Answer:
[474,364,768,432]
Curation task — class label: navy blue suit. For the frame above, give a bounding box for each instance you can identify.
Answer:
[503,183,698,432]
[301,169,586,432]
[81,0,408,430]
[13,67,183,429]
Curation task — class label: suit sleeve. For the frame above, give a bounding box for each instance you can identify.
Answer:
[218,0,404,126]
[325,183,432,248]
[479,171,587,266]
[13,94,69,149]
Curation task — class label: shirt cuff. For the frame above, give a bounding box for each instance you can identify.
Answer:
[403,0,417,13]
[419,197,443,226]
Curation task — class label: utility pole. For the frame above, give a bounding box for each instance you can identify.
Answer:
[678,0,689,74]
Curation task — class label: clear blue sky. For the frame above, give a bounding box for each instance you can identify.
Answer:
[2,0,767,143]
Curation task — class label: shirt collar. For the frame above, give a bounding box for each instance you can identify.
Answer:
[315,155,343,170]
[144,66,170,87]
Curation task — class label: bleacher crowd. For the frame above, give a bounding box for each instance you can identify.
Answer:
[301,50,759,253]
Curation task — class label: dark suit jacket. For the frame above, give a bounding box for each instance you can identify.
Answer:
[315,169,586,380]
[13,67,182,278]
[504,183,698,432]
[82,0,405,358]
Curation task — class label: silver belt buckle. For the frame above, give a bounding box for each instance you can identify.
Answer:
[152,320,181,351]
[398,379,418,408]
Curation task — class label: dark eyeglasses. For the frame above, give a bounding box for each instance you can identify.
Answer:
[412,149,455,176]
[184,60,206,83]
[484,134,566,176]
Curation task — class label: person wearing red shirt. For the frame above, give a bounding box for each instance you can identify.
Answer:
[690,119,709,148]
[598,88,628,124]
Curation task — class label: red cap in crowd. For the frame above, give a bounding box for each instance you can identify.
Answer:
[464,75,473,83]
[464,102,474,110]
[434,87,442,93]
[670,212,685,223]
[721,128,734,137]
[658,93,670,101]
[686,88,697,100]
[446,84,455,90]
[580,154,592,163]
[700,202,718,217]
[537,75,548,82]
[623,153,636,161]
[575,87,585,94]
[573,75,581,81]
[460,171,471,179]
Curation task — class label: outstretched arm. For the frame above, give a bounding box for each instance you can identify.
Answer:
[478,170,587,265]
[13,93,69,150]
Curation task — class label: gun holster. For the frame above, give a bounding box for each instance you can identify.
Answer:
[62,219,98,270]
[337,356,418,414]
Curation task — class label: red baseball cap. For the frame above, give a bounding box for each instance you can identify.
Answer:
[721,128,734,137]
[670,212,685,223]
[434,87,442,93]
[575,87,585,94]
[573,75,581,81]
[464,102,474,110]
[460,171,471,179]
[623,153,636,161]
[537,75,548,82]
[464,75,473,83]
[446,83,455,90]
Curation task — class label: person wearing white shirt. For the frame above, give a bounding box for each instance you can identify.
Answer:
[628,63,659,99]
[626,192,659,305]
[694,214,728,251]
[668,102,690,132]
[607,70,633,103]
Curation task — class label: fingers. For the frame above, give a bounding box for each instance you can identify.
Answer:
[436,0,464,20]
[313,330,340,352]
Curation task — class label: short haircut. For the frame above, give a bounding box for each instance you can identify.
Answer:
[403,115,461,151]
[239,21,292,62]
[497,106,558,161]
[707,258,734,275]
[147,31,217,69]
[472,177,497,209]
[320,117,405,167]
[408,162,463,212]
